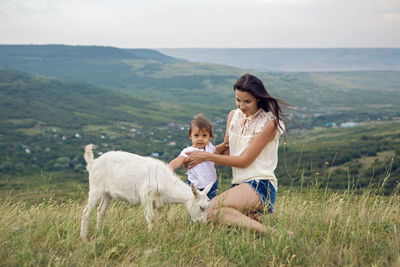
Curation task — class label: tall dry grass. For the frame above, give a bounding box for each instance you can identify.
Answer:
[0,185,399,266]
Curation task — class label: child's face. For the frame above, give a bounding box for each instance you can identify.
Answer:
[190,126,211,149]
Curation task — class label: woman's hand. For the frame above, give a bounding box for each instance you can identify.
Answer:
[183,151,208,169]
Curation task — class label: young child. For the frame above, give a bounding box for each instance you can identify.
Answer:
[169,115,219,199]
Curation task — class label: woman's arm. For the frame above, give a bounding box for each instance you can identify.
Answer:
[185,119,278,168]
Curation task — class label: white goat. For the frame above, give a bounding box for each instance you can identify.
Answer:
[80,144,212,241]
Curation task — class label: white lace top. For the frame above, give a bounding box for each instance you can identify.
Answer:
[228,108,284,190]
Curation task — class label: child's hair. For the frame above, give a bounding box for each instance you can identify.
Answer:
[189,114,213,137]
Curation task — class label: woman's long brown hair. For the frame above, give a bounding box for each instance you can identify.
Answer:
[234,73,287,133]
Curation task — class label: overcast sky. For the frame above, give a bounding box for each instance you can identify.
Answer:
[1,0,399,48]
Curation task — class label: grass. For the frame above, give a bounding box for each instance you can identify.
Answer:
[0,182,399,266]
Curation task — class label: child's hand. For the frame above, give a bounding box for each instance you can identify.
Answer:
[224,134,229,147]
[215,135,229,155]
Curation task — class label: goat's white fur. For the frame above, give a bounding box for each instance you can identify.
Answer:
[80,144,212,241]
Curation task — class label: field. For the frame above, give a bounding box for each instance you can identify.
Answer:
[1,45,400,265]
[0,179,399,266]
[1,119,399,266]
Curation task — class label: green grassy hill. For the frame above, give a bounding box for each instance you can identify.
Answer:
[0,45,399,192]
[0,45,399,266]
[1,45,399,129]
[278,121,400,193]
[0,69,189,128]
[0,45,239,112]
[0,68,228,181]
[0,66,398,192]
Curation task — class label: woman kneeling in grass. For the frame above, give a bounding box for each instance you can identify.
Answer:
[184,73,287,234]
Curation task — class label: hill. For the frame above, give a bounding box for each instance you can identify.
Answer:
[0,68,398,192]
[278,121,400,192]
[0,44,242,115]
[0,45,399,192]
[0,67,237,178]
[1,45,400,129]
[0,68,189,128]
[0,68,228,178]
[158,48,400,72]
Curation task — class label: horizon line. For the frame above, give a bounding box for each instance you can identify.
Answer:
[0,43,400,50]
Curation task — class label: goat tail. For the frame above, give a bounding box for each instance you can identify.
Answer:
[84,144,94,171]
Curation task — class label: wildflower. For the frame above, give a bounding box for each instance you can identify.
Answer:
[315,172,320,176]
[324,161,329,165]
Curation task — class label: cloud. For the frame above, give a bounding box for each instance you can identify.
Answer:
[256,0,312,3]
[0,0,399,47]
[0,0,64,15]
[383,13,400,21]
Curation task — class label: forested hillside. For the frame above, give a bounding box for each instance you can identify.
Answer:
[0,69,189,128]
[0,68,227,177]
[1,45,399,130]
[0,69,398,193]
[278,121,400,193]
[0,45,399,193]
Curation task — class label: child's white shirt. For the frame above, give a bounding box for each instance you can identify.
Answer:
[180,142,217,189]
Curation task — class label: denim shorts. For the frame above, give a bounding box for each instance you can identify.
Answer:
[232,179,276,214]
[186,179,218,199]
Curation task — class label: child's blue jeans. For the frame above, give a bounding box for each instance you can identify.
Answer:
[186,179,218,199]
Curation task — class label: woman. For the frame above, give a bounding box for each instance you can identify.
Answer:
[184,73,286,233]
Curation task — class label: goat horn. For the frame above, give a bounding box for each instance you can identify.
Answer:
[190,183,199,198]
[202,182,213,196]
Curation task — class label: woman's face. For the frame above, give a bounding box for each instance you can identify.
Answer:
[235,90,259,117]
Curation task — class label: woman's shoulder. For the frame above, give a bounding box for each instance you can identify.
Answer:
[229,108,241,120]
[226,109,239,127]
[259,109,275,120]
[228,109,238,118]
[258,110,285,134]
[252,110,278,134]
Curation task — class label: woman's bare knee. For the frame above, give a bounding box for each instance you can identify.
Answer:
[207,206,233,223]
[214,184,261,210]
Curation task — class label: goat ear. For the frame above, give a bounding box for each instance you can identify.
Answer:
[202,182,213,196]
[191,183,199,198]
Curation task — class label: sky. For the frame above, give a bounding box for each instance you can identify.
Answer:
[0,0,399,48]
